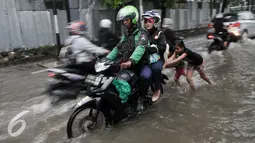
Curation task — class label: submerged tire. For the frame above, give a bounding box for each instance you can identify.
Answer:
[67,105,105,138]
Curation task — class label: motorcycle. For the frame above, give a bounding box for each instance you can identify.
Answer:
[66,57,169,138]
[207,31,228,54]
[206,24,242,54]
[43,66,90,105]
[43,50,108,105]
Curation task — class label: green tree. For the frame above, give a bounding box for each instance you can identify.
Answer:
[164,0,176,8]
[100,0,131,9]
[100,0,176,9]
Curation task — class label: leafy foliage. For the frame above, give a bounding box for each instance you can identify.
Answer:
[100,0,131,9]
[100,0,177,9]
[164,0,176,8]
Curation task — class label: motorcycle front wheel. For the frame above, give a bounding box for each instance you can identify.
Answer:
[66,105,105,139]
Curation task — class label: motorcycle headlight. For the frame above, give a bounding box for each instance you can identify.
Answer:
[94,61,110,72]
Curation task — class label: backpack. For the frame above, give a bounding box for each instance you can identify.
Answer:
[59,36,81,65]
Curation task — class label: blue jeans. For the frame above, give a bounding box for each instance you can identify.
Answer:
[139,60,164,96]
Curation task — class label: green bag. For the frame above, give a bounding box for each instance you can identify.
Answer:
[112,79,131,103]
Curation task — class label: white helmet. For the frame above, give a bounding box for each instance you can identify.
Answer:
[100,19,112,28]
[142,10,161,28]
[162,18,174,28]
[215,13,224,18]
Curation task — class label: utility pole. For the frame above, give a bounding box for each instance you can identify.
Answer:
[64,0,71,23]
[252,0,254,12]
[53,0,61,59]
[158,0,166,28]
[161,0,166,28]
[221,0,228,13]
[249,0,252,11]
[139,0,144,28]
[210,0,212,19]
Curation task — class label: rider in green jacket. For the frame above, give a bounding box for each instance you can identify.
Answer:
[104,5,149,126]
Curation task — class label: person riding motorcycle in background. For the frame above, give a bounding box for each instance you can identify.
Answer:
[213,13,229,47]
[141,10,166,102]
[97,19,120,50]
[61,20,109,72]
[105,5,149,125]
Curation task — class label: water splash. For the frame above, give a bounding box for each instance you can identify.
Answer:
[196,47,204,50]
[31,98,52,114]
[32,121,67,143]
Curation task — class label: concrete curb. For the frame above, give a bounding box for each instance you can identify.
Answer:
[0,46,58,68]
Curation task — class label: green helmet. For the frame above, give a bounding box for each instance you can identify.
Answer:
[116,5,139,24]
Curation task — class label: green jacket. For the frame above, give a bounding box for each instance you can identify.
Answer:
[106,28,149,65]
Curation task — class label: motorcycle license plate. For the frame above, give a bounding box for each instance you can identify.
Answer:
[84,74,103,86]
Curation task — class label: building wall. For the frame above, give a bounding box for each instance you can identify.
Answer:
[0,0,67,52]
[0,0,220,52]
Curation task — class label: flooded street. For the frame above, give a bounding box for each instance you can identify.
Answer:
[1,36,255,143]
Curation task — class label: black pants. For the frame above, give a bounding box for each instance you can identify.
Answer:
[215,29,229,42]
[101,91,125,124]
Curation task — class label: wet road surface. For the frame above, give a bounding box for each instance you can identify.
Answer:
[0,36,255,143]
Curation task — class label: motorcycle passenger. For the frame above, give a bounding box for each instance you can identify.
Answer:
[97,19,120,50]
[213,13,229,47]
[104,5,149,126]
[62,21,109,73]
[141,10,166,102]
[163,40,212,90]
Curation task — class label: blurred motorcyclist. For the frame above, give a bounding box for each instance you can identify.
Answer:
[60,20,109,72]
[97,19,120,50]
[213,13,229,47]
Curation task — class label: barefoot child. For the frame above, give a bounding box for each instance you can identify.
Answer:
[164,40,212,90]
